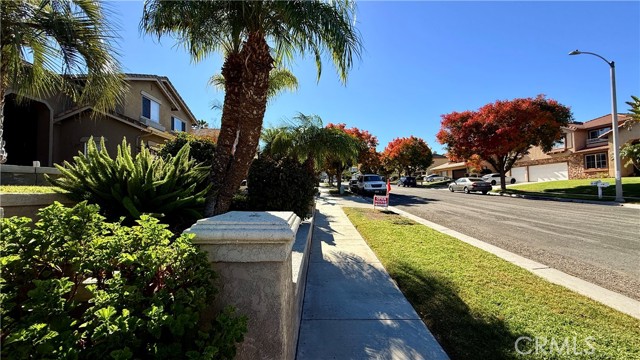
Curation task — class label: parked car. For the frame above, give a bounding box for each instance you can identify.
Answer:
[448,177,492,194]
[396,177,406,186]
[424,174,451,182]
[481,173,516,185]
[349,179,359,193]
[357,174,387,196]
[398,176,417,187]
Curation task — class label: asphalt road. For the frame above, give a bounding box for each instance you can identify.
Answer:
[386,185,640,300]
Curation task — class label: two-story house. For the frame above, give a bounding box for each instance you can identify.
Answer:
[509,114,637,182]
[2,73,197,168]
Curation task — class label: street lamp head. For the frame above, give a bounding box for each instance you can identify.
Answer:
[569,49,581,55]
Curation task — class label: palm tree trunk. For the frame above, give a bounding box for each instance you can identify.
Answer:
[0,93,6,164]
[205,33,273,216]
[0,65,7,164]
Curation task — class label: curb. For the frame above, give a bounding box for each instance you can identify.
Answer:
[486,191,628,206]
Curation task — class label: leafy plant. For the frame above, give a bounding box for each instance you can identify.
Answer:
[625,95,640,125]
[246,156,317,219]
[47,137,210,230]
[620,142,640,171]
[1,201,246,359]
[159,132,217,168]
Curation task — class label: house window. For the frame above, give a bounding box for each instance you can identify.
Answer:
[552,136,566,149]
[171,116,186,132]
[585,153,607,169]
[587,127,610,144]
[142,96,160,123]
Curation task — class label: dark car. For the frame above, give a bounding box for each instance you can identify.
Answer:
[448,177,492,194]
[399,176,417,187]
[349,179,359,193]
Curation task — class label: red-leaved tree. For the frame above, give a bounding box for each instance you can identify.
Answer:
[437,95,573,190]
[382,136,433,176]
[323,123,379,189]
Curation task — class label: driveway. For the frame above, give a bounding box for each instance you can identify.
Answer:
[384,185,640,300]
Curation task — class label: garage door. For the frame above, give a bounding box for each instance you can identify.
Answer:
[529,162,568,182]
[452,169,466,179]
[510,167,527,183]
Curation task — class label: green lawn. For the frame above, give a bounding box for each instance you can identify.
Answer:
[498,177,640,201]
[0,185,66,194]
[344,207,640,360]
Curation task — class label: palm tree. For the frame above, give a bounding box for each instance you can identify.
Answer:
[0,0,126,164]
[209,68,299,105]
[141,0,362,215]
[263,113,360,188]
[194,119,209,129]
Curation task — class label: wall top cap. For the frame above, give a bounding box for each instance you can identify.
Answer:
[184,211,302,245]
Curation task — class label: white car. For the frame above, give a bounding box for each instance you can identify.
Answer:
[481,173,516,185]
[357,174,387,195]
[424,174,451,182]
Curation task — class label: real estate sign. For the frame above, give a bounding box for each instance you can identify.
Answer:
[373,195,389,210]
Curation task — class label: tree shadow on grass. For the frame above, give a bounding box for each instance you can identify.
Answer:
[389,262,528,360]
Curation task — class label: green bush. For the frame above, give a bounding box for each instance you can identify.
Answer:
[246,156,317,219]
[159,132,216,167]
[47,137,210,230]
[0,201,246,359]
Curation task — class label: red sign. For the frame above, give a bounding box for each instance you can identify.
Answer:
[373,195,389,209]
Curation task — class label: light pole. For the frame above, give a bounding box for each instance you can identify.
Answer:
[569,49,624,202]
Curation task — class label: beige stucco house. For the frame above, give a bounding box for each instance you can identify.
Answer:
[2,73,197,168]
[509,114,638,182]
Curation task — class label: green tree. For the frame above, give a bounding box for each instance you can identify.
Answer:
[625,95,640,125]
[0,0,126,164]
[141,0,362,216]
[619,142,640,171]
[194,119,209,129]
[263,113,360,188]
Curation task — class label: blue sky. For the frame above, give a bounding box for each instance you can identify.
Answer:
[112,1,640,154]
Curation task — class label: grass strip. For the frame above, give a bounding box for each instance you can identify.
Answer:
[497,178,640,202]
[0,185,66,194]
[344,207,640,360]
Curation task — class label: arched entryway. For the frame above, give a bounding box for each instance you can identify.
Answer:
[3,94,52,166]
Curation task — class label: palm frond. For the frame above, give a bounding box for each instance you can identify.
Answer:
[1,0,127,113]
[209,67,298,103]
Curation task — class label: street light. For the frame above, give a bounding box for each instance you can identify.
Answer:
[569,49,624,202]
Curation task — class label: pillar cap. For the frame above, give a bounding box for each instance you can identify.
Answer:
[185,211,301,262]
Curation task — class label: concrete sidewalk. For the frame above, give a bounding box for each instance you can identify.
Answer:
[295,194,449,360]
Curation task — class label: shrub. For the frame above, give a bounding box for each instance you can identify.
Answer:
[246,156,317,219]
[620,141,640,171]
[0,201,246,359]
[229,192,251,212]
[47,137,210,230]
[159,132,217,167]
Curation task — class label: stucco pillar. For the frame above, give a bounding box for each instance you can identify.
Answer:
[185,211,301,360]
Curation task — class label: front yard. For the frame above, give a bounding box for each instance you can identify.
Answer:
[344,207,640,360]
[497,177,640,202]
